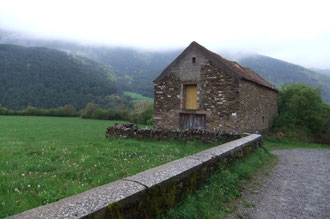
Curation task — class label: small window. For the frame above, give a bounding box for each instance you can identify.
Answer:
[192,57,196,63]
[262,116,265,123]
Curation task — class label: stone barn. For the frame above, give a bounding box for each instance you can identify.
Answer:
[153,41,278,133]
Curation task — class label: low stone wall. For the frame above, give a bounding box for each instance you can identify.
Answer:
[106,123,240,143]
[11,134,262,219]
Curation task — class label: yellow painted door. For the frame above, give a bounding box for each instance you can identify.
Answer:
[185,85,197,110]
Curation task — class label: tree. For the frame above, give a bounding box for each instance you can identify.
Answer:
[80,103,99,118]
[277,84,323,132]
[59,104,77,117]
[274,84,330,143]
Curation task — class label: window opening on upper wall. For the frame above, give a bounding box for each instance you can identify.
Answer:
[192,57,196,63]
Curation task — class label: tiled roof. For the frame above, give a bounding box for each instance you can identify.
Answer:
[154,41,278,91]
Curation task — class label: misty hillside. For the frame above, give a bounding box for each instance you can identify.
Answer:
[311,68,330,77]
[0,30,179,97]
[60,46,179,97]
[36,40,330,103]
[238,55,330,102]
[1,30,329,103]
[0,44,119,110]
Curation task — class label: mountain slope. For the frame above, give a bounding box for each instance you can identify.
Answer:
[54,46,179,97]
[1,30,329,103]
[237,55,330,102]
[0,30,179,97]
[0,44,118,110]
[311,68,330,77]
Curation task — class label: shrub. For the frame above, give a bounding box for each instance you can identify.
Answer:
[80,103,99,119]
[129,101,154,125]
[0,105,8,115]
[92,109,108,120]
[273,83,330,143]
[23,106,40,116]
[59,104,77,117]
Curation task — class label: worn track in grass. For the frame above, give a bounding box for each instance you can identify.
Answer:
[229,149,330,219]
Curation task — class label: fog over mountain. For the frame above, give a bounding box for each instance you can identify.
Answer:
[1,29,330,103]
[1,0,330,68]
[311,68,330,77]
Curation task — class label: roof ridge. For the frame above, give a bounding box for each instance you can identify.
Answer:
[154,41,277,92]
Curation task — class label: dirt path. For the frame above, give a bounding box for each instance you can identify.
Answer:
[229,149,330,219]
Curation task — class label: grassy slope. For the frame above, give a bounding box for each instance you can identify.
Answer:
[124,91,154,104]
[0,116,210,217]
[263,136,330,150]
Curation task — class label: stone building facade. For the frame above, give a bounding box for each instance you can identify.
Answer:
[153,42,278,133]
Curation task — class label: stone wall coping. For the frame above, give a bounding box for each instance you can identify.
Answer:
[126,134,260,188]
[10,180,145,219]
[10,134,261,219]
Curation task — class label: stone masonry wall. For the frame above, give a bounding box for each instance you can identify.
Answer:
[154,47,277,134]
[105,123,240,144]
[154,48,240,133]
[154,46,208,130]
[154,73,181,130]
[238,80,278,133]
[199,63,240,132]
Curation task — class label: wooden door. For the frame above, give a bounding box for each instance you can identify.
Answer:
[185,85,197,110]
[179,113,205,129]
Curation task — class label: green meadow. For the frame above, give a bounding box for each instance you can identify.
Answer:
[0,116,210,218]
[124,91,154,104]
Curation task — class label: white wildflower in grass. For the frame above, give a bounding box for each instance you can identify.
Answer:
[27,185,31,188]
[14,188,21,193]
[21,173,25,176]
[37,185,40,188]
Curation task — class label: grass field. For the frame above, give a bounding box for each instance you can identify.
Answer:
[0,116,211,218]
[124,91,154,104]
[263,136,330,150]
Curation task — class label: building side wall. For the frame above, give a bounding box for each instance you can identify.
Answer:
[199,63,240,132]
[237,80,278,133]
[154,73,181,130]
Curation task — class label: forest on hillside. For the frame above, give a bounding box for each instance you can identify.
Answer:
[0,44,121,110]
[238,55,330,103]
[1,30,330,109]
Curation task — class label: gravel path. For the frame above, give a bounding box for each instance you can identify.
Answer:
[230,149,330,219]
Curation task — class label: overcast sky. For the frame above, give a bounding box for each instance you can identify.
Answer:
[0,0,330,68]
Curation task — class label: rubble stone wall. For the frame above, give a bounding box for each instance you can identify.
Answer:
[238,80,278,133]
[199,63,240,132]
[154,56,240,132]
[105,123,240,144]
[154,48,278,134]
